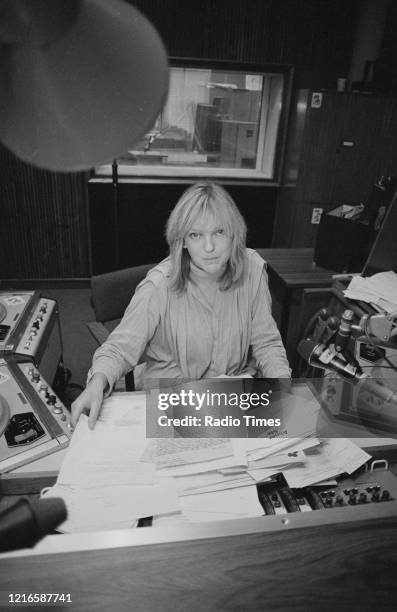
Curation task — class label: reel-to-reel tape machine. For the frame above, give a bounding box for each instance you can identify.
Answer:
[0,290,71,471]
[0,290,62,385]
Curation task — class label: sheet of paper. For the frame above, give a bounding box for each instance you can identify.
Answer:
[282,438,371,488]
[141,436,234,468]
[42,479,180,533]
[176,473,256,496]
[58,411,155,487]
[344,272,397,311]
[179,485,264,521]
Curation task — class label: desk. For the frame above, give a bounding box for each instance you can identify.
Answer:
[1,386,397,610]
[256,248,335,374]
[1,514,397,611]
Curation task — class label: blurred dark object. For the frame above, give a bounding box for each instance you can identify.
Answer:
[314,174,397,273]
[0,496,66,552]
[360,174,397,230]
[0,0,168,171]
[314,208,371,273]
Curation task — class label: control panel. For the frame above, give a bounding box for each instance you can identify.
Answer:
[257,465,396,517]
[0,291,62,385]
[0,358,72,472]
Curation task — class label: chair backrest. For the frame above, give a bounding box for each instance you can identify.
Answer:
[90,263,155,323]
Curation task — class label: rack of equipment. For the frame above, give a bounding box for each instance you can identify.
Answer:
[0,291,63,386]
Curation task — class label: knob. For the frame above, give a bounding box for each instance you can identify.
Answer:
[381,490,390,501]
[53,407,63,414]
[32,321,40,330]
[371,491,380,502]
[335,495,344,505]
[358,493,367,504]
[344,489,351,496]
[31,372,40,383]
[47,395,57,405]
[325,498,333,508]
[60,414,67,421]
[348,494,356,505]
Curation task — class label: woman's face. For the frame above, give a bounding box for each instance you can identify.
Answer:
[184,212,232,277]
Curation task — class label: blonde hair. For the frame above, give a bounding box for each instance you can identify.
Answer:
[165,182,247,292]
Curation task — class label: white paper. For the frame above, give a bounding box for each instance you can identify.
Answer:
[179,485,264,521]
[42,479,180,533]
[282,438,371,488]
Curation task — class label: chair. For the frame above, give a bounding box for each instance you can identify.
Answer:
[87,263,155,390]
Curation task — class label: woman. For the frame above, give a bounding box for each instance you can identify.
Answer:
[72,182,290,428]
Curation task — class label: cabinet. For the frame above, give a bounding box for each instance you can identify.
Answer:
[273,89,397,248]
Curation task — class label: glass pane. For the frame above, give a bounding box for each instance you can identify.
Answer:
[97,66,285,179]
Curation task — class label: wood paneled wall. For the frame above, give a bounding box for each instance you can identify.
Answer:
[0,145,90,278]
[1,0,363,278]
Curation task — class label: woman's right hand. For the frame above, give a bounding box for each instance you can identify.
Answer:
[71,372,108,430]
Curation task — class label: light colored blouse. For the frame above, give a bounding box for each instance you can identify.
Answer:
[90,249,291,389]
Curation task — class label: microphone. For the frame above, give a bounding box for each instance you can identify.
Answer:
[334,309,354,353]
[0,497,67,553]
[297,338,397,405]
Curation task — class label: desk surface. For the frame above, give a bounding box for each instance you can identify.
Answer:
[257,248,335,287]
[2,387,397,610]
[1,515,397,611]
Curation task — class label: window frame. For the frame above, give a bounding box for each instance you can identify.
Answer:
[95,57,293,185]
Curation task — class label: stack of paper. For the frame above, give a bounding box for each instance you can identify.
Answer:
[43,389,372,530]
[344,271,397,312]
[42,394,181,533]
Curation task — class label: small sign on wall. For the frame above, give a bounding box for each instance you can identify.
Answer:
[311,92,323,108]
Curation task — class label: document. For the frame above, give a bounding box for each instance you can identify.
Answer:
[344,272,397,311]
[42,393,181,532]
[282,438,371,488]
[42,479,180,533]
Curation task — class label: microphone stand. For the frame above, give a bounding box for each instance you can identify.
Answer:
[112,160,119,270]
